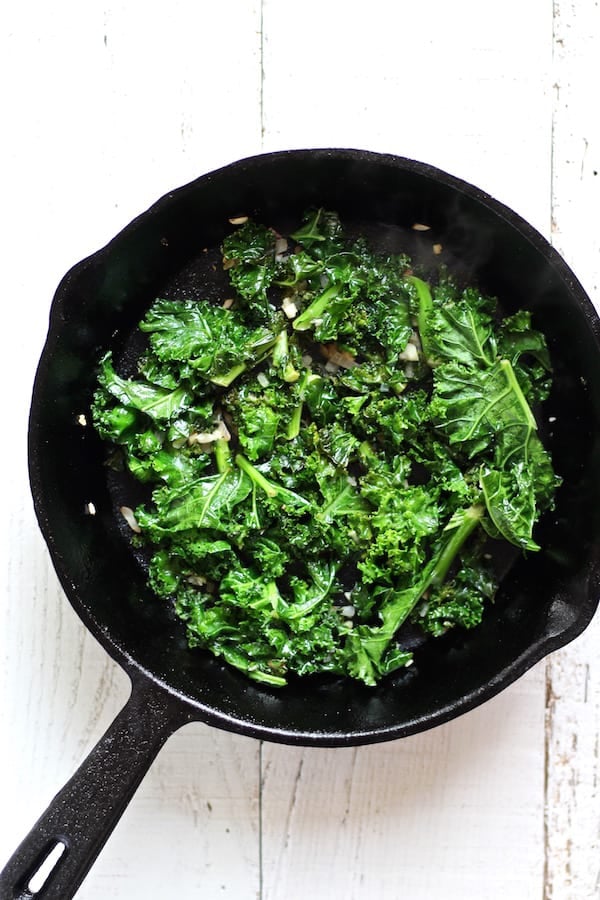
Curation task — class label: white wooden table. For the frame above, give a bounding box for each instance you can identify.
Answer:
[1,2,599,897]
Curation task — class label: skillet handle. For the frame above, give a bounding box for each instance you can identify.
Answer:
[0,675,193,900]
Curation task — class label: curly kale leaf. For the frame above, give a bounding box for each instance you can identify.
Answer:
[222,381,284,462]
[417,559,497,637]
[364,295,413,362]
[497,309,553,404]
[356,390,430,450]
[140,298,277,386]
[92,352,193,436]
[175,557,348,686]
[431,357,558,549]
[314,468,370,525]
[497,309,551,370]
[429,288,497,368]
[407,276,497,371]
[221,221,279,323]
[136,468,253,537]
[289,208,343,253]
[430,358,535,457]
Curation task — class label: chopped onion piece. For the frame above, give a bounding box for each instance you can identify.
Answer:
[257,371,270,387]
[320,343,357,369]
[188,419,231,445]
[275,237,289,259]
[120,506,141,533]
[187,574,207,586]
[399,343,419,362]
[228,215,248,225]
[282,296,298,319]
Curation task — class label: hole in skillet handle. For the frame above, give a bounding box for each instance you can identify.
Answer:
[23,840,67,898]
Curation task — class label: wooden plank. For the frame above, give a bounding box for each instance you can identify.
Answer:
[0,2,264,897]
[545,632,600,900]
[261,0,553,233]
[549,0,600,293]
[7,0,592,896]
[260,2,554,898]
[544,1,600,897]
[87,724,260,898]
[261,671,545,900]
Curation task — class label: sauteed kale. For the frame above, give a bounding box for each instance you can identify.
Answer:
[91,210,560,686]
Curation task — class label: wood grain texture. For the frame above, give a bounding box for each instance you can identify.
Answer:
[261,0,553,233]
[261,670,546,900]
[259,3,553,898]
[544,1,600,898]
[0,3,264,897]
[1,0,598,897]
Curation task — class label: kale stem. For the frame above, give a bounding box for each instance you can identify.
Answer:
[287,402,303,440]
[499,358,538,430]
[210,362,248,387]
[292,284,342,332]
[235,453,278,497]
[273,328,300,383]
[408,275,436,366]
[272,329,289,366]
[284,363,300,383]
[286,369,310,440]
[429,504,484,587]
[375,503,485,646]
[214,438,231,474]
[235,453,310,509]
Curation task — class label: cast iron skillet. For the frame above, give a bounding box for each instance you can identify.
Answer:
[2,149,600,899]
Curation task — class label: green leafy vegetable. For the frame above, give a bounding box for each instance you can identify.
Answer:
[91,209,560,688]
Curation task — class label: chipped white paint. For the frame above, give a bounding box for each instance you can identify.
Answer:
[544,2,600,899]
[262,672,546,900]
[0,1,598,898]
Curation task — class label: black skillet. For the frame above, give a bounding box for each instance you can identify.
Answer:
[2,149,600,899]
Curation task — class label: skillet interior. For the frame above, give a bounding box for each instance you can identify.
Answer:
[28,149,600,746]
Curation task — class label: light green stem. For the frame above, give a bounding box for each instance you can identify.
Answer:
[429,503,484,587]
[210,363,248,387]
[499,358,538,430]
[287,404,302,440]
[234,453,277,498]
[286,370,310,440]
[292,284,342,331]
[407,275,436,366]
[273,329,300,383]
[214,438,231,474]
